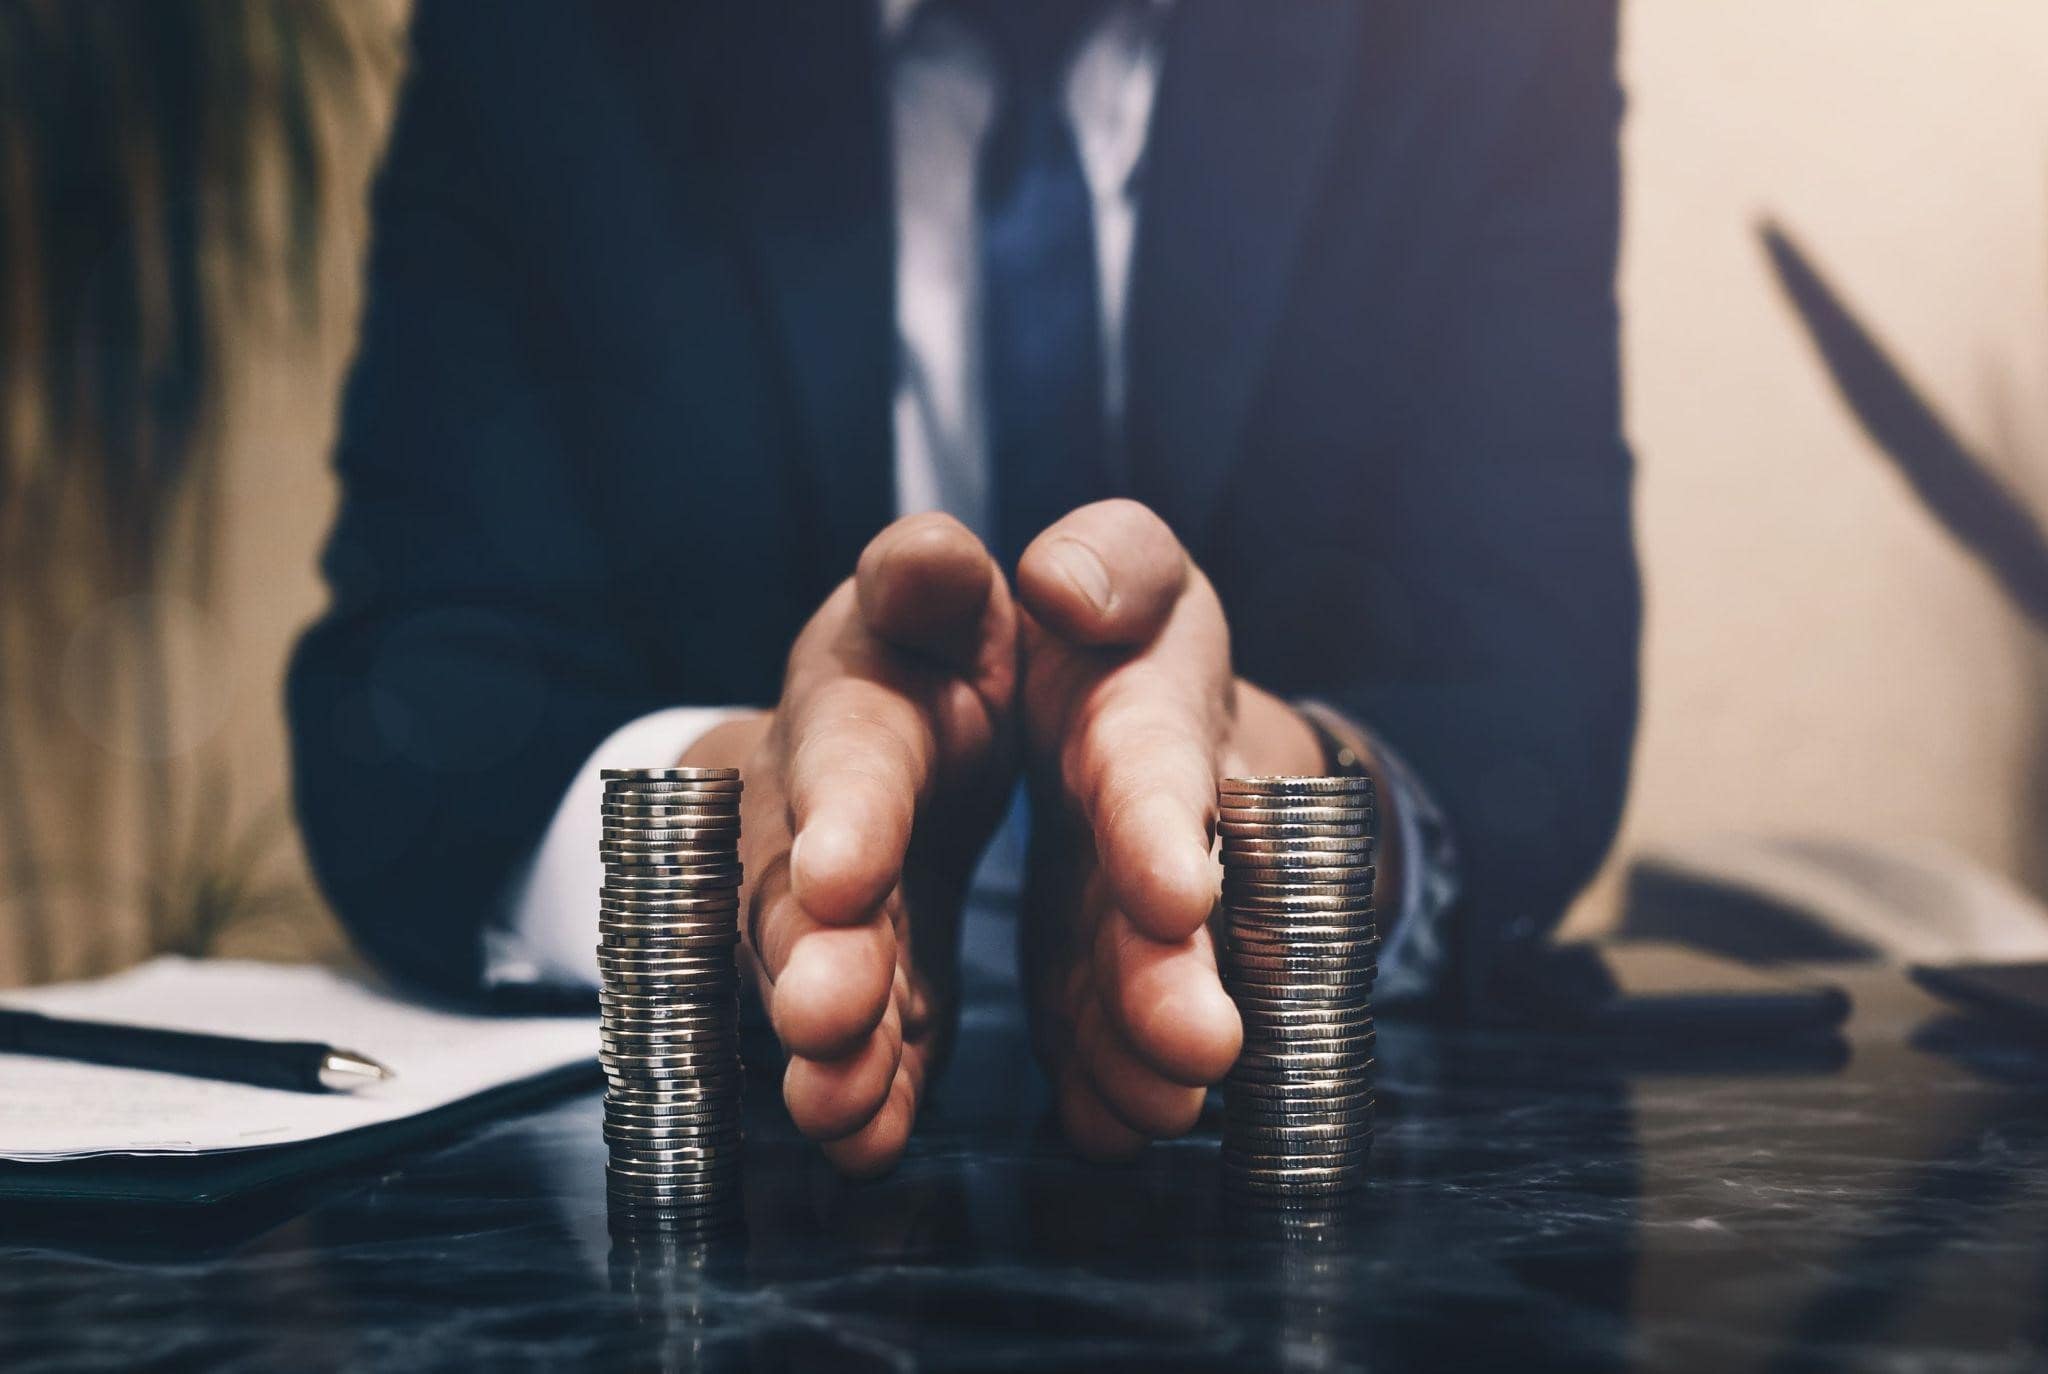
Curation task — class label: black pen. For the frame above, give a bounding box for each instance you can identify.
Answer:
[0,1008,395,1093]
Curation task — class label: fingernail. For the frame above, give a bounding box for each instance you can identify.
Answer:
[1050,538,1112,618]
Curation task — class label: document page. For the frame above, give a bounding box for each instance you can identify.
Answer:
[0,958,596,1161]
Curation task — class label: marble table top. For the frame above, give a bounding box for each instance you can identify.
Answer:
[3,963,2045,1372]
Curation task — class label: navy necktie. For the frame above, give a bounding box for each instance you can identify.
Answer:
[961,0,1112,567]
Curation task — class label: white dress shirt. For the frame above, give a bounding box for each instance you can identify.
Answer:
[492,0,1452,1002]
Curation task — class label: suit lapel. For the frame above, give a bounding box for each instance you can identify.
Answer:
[602,0,896,593]
[1126,0,1361,544]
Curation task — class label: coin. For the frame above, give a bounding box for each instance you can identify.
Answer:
[1219,777,1372,797]
[598,770,748,1231]
[1217,774,1378,1202]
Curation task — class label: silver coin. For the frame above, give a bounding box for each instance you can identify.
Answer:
[1225,894,1376,917]
[604,1141,742,1166]
[595,947,739,966]
[596,928,741,948]
[599,990,740,1008]
[604,1166,742,1190]
[601,787,743,804]
[1228,974,1377,1001]
[1227,928,1378,950]
[605,1110,742,1132]
[596,975,742,997]
[1223,867,1375,889]
[1229,1049,1378,1075]
[602,1072,745,1095]
[598,891,745,909]
[1228,1003,1376,1027]
[596,923,741,944]
[599,845,743,863]
[602,1179,741,1204]
[1228,930,1377,954]
[1223,883,1375,904]
[605,1185,741,1209]
[599,807,742,825]
[600,1002,740,1024]
[600,831,740,849]
[1227,946,1374,971]
[604,1127,741,1151]
[1214,818,1371,839]
[1229,979,1376,1005]
[600,1052,744,1075]
[601,1023,738,1046]
[598,900,743,919]
[1219,1152,1371,1176]
[1223,863,1373,884]
[599,987,740,1009]
[603,1163,742,1186]
[1225,1077,1376,1105]
[1224,1100,1376,1127]
[604,1177,743,1203]
[1226,1088,1376,1116]
[1217,808,1373,831]
[599,1035,742,1059]
[1223,833,1372,854]
[595,951,739,972]
[602,767,740,782]
[1228,929,1376,950]
[601,867,744,887]
[1238,1045,1379,1071]
[600,1059,739,1078]
[1227,956,1376,980]
[1219,776,1371,797]
[600,1029,743,1052]
[1227,967,1376,991]
[598,904,742,921]
[1237,1018,1378,1043]
[605,1184,743,1212]
[599,824,741,844]
[605,1091,745,1114]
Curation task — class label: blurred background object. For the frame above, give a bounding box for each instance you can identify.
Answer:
[1579,0,2048,959]
[0,0,405,985]
[2,0,2045,987]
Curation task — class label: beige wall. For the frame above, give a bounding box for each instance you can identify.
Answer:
[1572,1,2048,932]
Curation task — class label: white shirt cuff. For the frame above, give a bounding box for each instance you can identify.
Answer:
[485,706,747,988]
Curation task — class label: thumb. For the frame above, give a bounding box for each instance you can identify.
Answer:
[1016,500,1188,648]
[855,512,1003,671]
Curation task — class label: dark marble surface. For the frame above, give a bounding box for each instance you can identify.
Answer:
[4,965,2047,1372]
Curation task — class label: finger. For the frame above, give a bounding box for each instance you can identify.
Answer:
[1073,995,1208,1139]
[820,1063,919,1178]
[1057,1066,1148,1162]
[855,512,1001,669]
[1101,913,1241,1087]
[783,1000,905,1142]
[1072,672,1220,940]
[785,677,934,923]
[763,885,897,1056]
[1017,499,1187,647]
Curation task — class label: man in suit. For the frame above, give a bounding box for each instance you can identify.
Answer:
[290,0,1639,1175]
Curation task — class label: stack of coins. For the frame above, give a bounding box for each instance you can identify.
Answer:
[1217,775,1377,1202]
[599,767,745,1230]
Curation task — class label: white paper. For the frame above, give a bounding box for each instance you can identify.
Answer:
[0,957,596,1161]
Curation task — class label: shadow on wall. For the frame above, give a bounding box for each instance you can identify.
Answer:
[1761,219,2048,899]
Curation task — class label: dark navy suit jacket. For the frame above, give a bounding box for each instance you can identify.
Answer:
[289,1,1641,1008]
